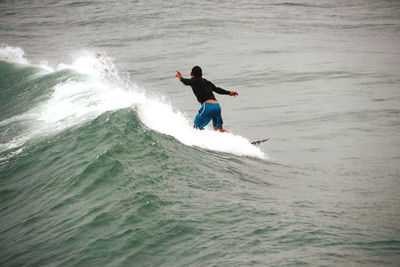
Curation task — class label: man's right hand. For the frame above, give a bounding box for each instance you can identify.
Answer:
[175,71,182,79]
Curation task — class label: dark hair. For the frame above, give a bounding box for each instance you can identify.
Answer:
[191,66,202,78]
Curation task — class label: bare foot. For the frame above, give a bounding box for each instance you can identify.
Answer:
[214,127,229,133]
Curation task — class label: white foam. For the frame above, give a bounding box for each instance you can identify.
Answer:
[0,45,30,64]
[0,50,142,155]
[39,60,55,72]
[137,98,265,158]
[0,45,53,77]
[56,51,122,82]
[0,48,266,159]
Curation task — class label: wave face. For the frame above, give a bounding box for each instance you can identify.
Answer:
[0,47,273,266]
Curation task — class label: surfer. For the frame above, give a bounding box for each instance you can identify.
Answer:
[175,66,238,132]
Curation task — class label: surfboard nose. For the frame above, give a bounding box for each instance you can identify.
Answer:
[251,139,269,145]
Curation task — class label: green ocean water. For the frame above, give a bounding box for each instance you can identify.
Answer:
[1,0,400,266]
[0,61,275,266]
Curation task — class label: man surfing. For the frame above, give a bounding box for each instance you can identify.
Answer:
[175,66,238,132]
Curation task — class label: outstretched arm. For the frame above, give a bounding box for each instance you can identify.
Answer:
[207,80,239,97]
[175,71,192,85]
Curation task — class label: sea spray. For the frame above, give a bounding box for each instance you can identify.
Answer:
[0,45,30,65]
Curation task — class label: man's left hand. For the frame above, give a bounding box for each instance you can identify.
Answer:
[230,91,238,97]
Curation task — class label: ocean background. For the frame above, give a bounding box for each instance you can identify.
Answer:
[1,0,400,266]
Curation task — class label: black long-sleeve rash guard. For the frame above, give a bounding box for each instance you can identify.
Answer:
[180,77,230,104]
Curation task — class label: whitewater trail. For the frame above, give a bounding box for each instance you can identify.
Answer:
[0,46,266,159]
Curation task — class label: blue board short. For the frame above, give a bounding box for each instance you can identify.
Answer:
[194,102,223,130]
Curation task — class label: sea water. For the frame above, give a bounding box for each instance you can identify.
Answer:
[1,0,399,266]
